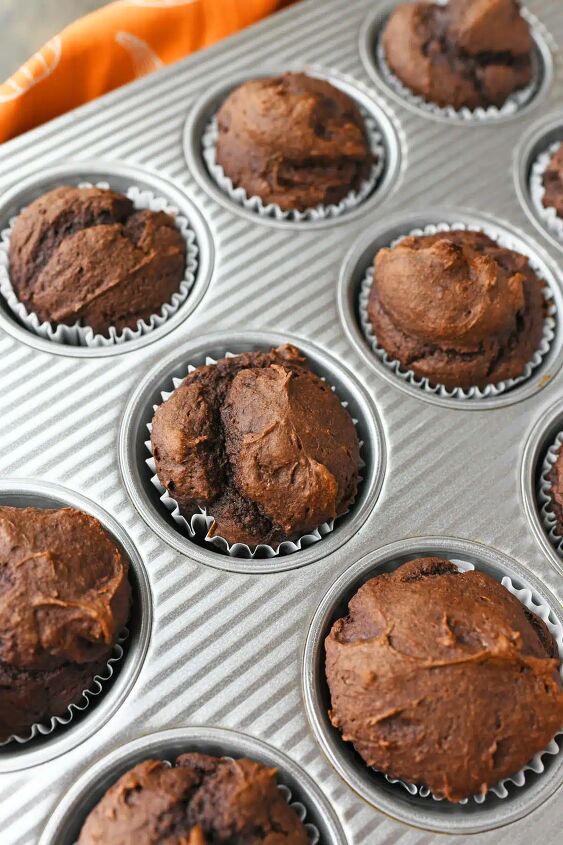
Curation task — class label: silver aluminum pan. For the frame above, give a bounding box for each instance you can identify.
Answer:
[0,0,562,843]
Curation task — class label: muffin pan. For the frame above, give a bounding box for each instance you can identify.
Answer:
[0,0,562,842]
[516,111,563,253]
[0,480,152,774]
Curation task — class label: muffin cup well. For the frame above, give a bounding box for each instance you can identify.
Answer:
[202,110,385,222]
[39,727,346,845]
[0,182,198,348]
[0,629,128,748]
[303,537,563,834]
[538,430,563,557]
[379,562,563,804]
[0,479,152,774]
[360,0,553,125]
[530,141,563,242]
[359,221,556,400]
[145,351,364,560]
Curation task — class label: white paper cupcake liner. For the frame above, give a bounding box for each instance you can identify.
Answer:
[377,561,563,804]
[146,352,364,559]
[0,182,198,347]
[530,140,563,241]
[359,221,557,400]
[277,783,320,844]
[202,105,385,222]
[376,19,539,122]
[538,430,563,557]
[0,627,128,747]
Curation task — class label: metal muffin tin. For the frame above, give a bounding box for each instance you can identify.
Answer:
[0,0,562,842]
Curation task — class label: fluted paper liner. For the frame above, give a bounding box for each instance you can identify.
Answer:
[202,105,385,222]
[0,182,198,347]
[145,352,364,559]
[538,429,563,557]
[378,561,563,803]
[359,221,556,400]
[530,140,563,242]
[0,628,128,747]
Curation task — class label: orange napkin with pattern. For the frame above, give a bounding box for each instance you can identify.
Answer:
[0,0,295,143]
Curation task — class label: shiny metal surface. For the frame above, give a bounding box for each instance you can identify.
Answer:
[0,0,562,842]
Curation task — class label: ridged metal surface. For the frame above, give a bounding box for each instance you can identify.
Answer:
[0,0,562,842]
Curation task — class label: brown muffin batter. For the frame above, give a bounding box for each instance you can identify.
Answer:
[542,144,563,218]
[547,445,563,537]
[367,229,545,390]
[215,72,373,211]
[151,344,360,547]
[9,185,186,335]
[77,753,309,844]
[325,557,563,802]
[382,0,533,110]
[0,507,131,741]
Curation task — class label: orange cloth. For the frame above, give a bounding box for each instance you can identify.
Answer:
[0,0,295,143]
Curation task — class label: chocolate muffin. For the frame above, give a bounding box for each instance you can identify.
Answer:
[325,557,563,802]
[547,443,563,537]
[77,753,310,844]
[8,185,186,335]
[367,229,545,390]
[215,72,374,211]
[542,144,563,218]
[151,344,360,548]
[382,0,534,111]
[0,507,131,741]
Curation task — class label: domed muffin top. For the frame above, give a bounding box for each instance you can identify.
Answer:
[215,72,373,211]
[367,229,545,390]
[77,753,310,845]
[151,344,360,547]
[542,144,563,218]
[9,185,186,335]
[382,0,533,111]
[547,444,563,536]
[325,557,563,801]
[0,506,130,672]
